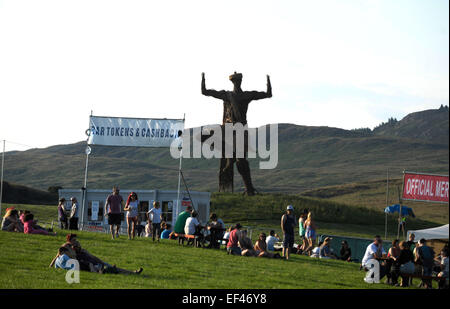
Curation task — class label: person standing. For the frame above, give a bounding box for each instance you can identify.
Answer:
[281,205,296,260]
[148,201,162,242]
[104,186,124,240]
[304,212,317,255]
[391,241,415,287]
[124,192,139,240]
[298,211,307,253]
[57,198,68,230]
[415,238,435,289]
[69,197,79,230]
[386,239,401,284]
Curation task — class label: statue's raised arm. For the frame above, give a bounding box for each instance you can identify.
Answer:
[246,74,272,101]
[201,72,227,100]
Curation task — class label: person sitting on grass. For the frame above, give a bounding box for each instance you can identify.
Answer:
[254,233,281,258]
[266,230,280,252]
[145,220,152,237]
[226,223,243,255]
[53,247,78,270]
[161,223,172,239]
[50,234,143,274]
[340,240,352,262]
[310,241,323,258]
[239,230,258,257]
[1,209,22,232]
[319,237,337,259]
[23,213,55,236]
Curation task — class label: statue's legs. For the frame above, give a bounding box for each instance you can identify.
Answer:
[219,158,234,192]
[236,158,256,196]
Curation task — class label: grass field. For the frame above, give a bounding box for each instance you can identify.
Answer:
[0,227,403,289]
[0,202,439,289]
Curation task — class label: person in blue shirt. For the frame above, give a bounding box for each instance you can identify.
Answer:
[54,247,77,270]
[161,223,172,239]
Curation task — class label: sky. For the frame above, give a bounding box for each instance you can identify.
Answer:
[0,0,448,151]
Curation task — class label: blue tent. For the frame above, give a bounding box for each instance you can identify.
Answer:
[384,204,415,218]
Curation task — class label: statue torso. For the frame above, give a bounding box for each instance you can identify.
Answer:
[222,91,251,125]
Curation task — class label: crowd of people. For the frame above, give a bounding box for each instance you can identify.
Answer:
[2,207,55,236]
[360,234,449,289]
[3,185,448,287]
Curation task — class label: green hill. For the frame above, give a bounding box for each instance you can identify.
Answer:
[373,105,449,145]
[1,107,448,194]
[1,181,57,205]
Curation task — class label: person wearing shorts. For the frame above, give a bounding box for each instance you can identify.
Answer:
[304,212,317,255]
[281,205,296,260]
[124,192,139,240]
[104,186,124,240]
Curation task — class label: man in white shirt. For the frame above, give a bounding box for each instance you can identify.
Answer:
[361,235,387,280]
[184,211,201,235]
[266,230,280,251]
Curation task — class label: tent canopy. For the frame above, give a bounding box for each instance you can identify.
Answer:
[407,224,449,241]
[384,204,415,217]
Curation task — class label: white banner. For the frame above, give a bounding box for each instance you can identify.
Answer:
[87,116,184,148]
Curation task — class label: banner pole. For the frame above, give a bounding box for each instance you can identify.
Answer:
[176,115,185,219]
[80,114,92,230]
[81,149,90,230]
[385,168,389,240]
[0,140,5,216]
[400,170,405,240]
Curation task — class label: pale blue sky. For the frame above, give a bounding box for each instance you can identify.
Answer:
[0,0,448,150]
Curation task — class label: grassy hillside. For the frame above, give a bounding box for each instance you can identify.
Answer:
[0,228,403,289]
[373,106,449,145]
[3,122,448,194]
[1,181,57,205]
[301,179,449,225]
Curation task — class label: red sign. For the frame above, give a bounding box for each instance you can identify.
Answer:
[402,172,449,203]
[181,197,192,207]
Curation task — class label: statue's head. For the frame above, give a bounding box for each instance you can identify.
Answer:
[229,71,243,87]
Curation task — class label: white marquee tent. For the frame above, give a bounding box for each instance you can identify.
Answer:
[407,224,449,241]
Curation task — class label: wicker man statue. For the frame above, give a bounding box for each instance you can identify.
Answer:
[201,72,272,195]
